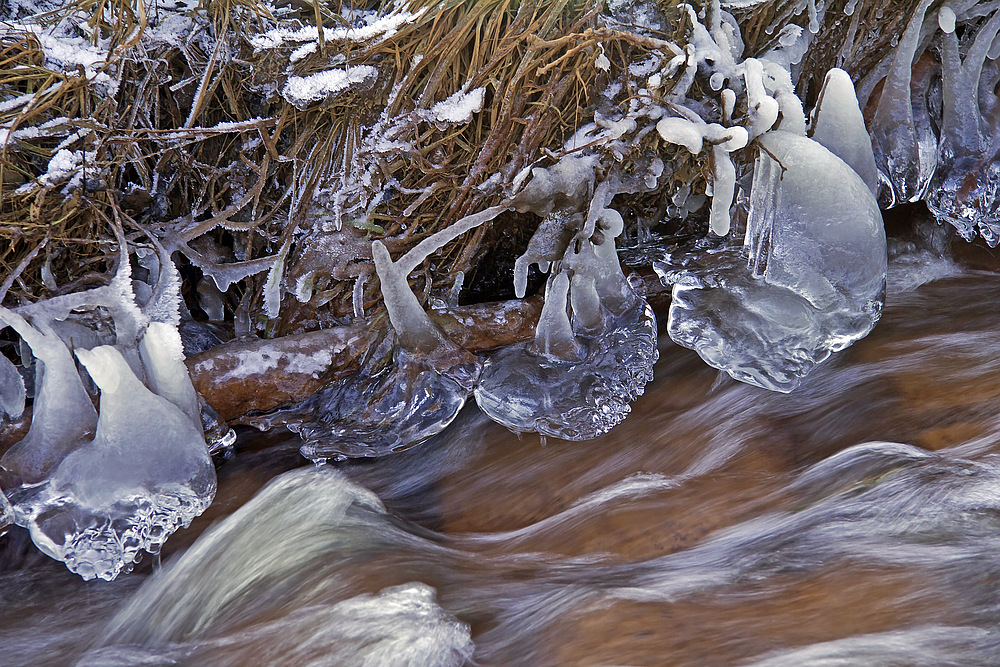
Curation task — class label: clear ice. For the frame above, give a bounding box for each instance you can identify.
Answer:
[13,344,215,581]
[0,352,25,422]
[474,207,657,440]
[869,0,938,206]
[660,130,887,392]
[0,241,217,580]
[924,7,1000,245]
[279,209,501,461]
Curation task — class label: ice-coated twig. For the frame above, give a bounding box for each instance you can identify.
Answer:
[939,6,1000,161]
[870,0,936,204]
[531,272,583,360]
[373,205,505,353]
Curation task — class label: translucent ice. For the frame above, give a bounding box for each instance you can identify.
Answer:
[15,345,215,580]
[0,352,25,421]
[869,0,937,205]
[661,131,886,392]
[277,209,501,461]
[925,7,1000,244]
[475,209,657,440]
[0,309,97,484]
[809,68,879,195]
[139,321,203,431]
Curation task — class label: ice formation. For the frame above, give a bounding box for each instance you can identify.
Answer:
[809,68,879,195]
[475,203,657,440]
[925,6,1000,244]
[0,309,97,484]
[869,0,938,206]
[0,353,25,421]
[11,345,215,581]
[277,209,502,461]
[0,240,218,580]
[661,130,887,392]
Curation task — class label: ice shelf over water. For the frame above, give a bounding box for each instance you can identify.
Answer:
[660,130,887,392]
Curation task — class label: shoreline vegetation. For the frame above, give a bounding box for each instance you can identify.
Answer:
[2,0,999,578]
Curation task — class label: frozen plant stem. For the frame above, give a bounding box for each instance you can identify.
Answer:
[372,206,505,353]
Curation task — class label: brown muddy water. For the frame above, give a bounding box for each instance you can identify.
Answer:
[3,222,1000,666]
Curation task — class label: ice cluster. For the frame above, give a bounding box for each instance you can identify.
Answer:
[475,198,657,440]
[0,244,216,580]
[275,209,501,461]
[869,0,1000,244]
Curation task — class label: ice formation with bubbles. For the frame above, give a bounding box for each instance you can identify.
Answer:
[0,242,217,580]
[476,172,657,439]
[276,209,500,461]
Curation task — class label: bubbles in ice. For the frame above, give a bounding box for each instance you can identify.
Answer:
[475,208,657,440]
[14,344,215,581]
[278,209,503,461]
[660,130,887,392]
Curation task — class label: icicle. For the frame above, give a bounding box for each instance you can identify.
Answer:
[870,0,936,205]
[809,68,879,194]
[0,309,97,484]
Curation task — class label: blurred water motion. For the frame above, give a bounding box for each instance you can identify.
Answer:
[3,241,1000,665]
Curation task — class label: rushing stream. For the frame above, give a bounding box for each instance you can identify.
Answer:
[2,224,1000,665]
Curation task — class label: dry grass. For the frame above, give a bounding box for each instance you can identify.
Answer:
[0,0,914,327]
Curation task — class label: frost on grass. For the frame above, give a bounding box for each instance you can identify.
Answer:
[281,66,378,110]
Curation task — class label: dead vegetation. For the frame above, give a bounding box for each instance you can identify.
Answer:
[0,0,922,333]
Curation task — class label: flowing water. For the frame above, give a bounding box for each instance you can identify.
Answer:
[3,226,1000,666]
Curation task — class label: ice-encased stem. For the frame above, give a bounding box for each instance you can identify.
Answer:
[871,0,934,202]
[373,206,505,353]
[940,8,1000,160]
[745,148,782,279]
[532,272,583,360]
[139,322,203,432]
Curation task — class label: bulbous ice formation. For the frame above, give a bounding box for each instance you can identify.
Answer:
[16,345,215,581]
[278,209,502,461]
[474,208,657,440]
[0,309,97,484]
[663,130,887,392]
